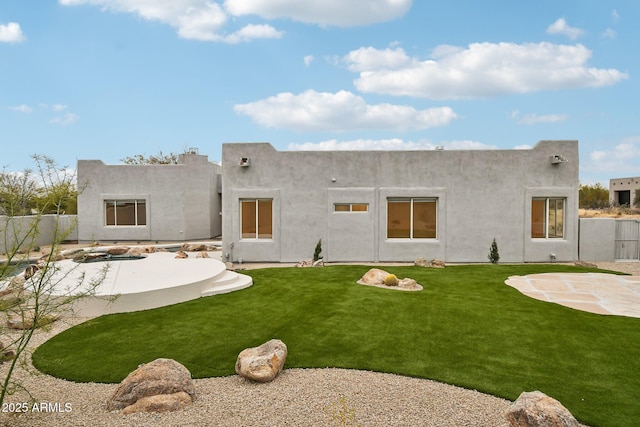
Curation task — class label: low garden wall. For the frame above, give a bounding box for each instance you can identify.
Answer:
[0,214,78,255]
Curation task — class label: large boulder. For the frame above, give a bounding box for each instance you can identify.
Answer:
[430,259,446,268]
[6,309,59,330]
[61,248,86,259]
[235,339,287,383]
[415,257,428,267]
[107,246,130,255]
[182,243,207,252]
[358,268,423,291]
[296,259,312,268]
[505,391,579,427]
[359,268,390,286]
[0,289,23,309]
[398,278,420,290]
[127,247,143,257]
[107,358,196,413]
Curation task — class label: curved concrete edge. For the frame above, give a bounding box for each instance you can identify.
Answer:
[72,271,253,317]
[35,251,252,317]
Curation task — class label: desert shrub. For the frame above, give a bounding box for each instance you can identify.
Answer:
[384,274,398,286]
[579,183,609,209]
[313,239,322,261]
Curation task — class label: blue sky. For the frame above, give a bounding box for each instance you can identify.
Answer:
[1,1,638,185]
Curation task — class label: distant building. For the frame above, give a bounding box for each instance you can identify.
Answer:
[609,177,640,206]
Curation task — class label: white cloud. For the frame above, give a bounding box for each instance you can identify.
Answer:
[221,24,282,44]
[59,0,281,43]
[59,0,403,42]
[344,46,412,72]
[546,18,584,40]
[602,28,616,39]
[303,55,314,66]
[513,112,569,125]
[0,22,25,43]
[288,138,496,151]
[50,112,79,126]
[9,104,33,113]
[345,43,628,100]
[234,90,457,132]
[585,138,640,176]
[52,104,68,112]
[611,9,619,23]
[223,0,412,27]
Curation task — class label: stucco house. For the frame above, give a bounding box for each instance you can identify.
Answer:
[77,140,579,263]
[220,140,578,263]
[77,151,221,243]
[609,176,640,207]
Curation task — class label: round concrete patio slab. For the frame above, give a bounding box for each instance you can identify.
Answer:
[33,250,252,317]
[505,272,640,318]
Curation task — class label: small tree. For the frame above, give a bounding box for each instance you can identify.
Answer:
[120,150,182,165]
[0,168,39,216]
[0,157,78,216]
[0,156,109,406]
[313,239,322,261]
[488,238,500,264]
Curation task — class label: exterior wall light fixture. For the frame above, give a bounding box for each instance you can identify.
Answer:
[550,155,568,164]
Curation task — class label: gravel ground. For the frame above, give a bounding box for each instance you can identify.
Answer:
[2,260,637,426]
[1,316,512,427]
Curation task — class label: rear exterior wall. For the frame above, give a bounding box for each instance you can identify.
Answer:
[77,153,221,243]
[221,141,579,263]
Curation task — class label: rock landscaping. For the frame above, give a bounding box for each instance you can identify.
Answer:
[235,339,288,383]
[106,358,196,414]
[505,390,579,427]
[357,268,423,291]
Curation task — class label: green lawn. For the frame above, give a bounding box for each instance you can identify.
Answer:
[33,265,640,427]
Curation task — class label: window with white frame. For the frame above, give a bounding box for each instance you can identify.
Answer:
[531,198,564,238]
[387,198,437,239]
[334,203,368,212]
[105,199,146,226]
[241,199,273,239]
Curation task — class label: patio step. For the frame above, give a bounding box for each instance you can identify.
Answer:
[200,270,253,297]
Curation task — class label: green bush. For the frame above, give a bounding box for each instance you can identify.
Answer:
[313,239,322,261]
[488,238,500,264]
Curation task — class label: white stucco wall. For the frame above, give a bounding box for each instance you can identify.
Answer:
[578,218,616,262]
[221,140,579,263]
[0,214,77,255]
[77,153,221,243]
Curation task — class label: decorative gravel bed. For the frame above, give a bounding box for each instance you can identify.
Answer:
[1,317,512,426]
[4,260,634,426]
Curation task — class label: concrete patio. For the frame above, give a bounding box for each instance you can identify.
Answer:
[505,272,640,318]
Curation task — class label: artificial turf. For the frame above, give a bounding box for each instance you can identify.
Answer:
[32,264,640,426]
